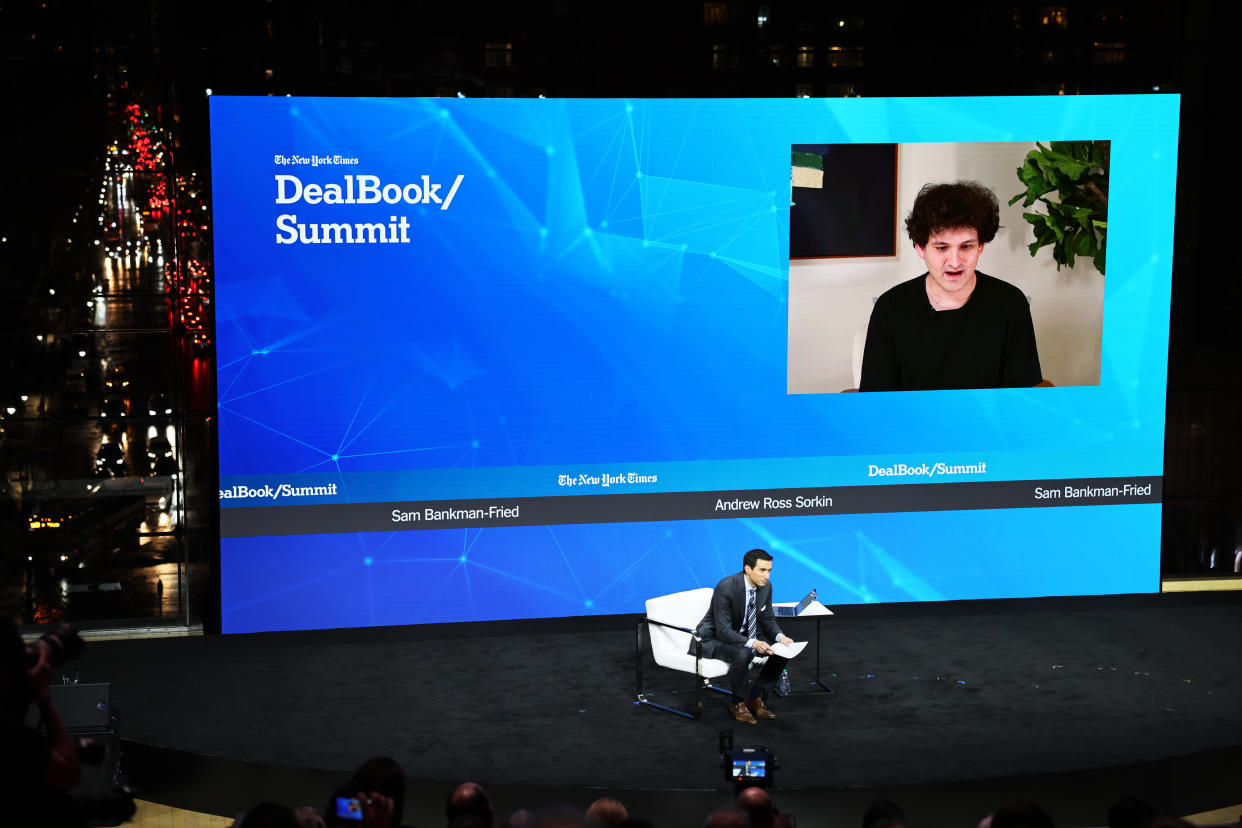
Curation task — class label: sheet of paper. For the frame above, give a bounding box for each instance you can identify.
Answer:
[770,640,807,659]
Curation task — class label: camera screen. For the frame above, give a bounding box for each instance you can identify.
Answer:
[733,759,767,778]
[334,797,364,821]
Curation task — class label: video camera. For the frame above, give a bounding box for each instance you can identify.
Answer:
[720,731,778,790]
[26,623,86,671]
[3,621,84,711]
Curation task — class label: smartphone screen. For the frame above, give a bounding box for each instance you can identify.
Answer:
[335,796,364,821]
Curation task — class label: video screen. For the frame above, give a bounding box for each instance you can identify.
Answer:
[789,140,1108,393]
[733,760,767,779]
[334,798,364,822]
[209,96,1178,634]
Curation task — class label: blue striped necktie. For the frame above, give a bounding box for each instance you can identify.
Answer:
[745,590,757,641]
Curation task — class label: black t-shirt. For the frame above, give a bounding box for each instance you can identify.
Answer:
[859,272,1043,391]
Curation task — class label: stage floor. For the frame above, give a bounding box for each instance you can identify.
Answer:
[79,591,1242,825]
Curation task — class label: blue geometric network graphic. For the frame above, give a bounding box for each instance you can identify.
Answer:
[210,96,1178,633]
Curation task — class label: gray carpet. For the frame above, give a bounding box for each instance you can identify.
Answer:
[77,592,1242,792]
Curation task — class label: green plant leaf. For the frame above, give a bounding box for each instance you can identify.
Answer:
[1075,230,1094,256]
[1012,140,1109,276]
[1052,157,1092,179]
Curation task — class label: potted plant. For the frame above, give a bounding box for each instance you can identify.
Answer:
[1009,140,1109,275]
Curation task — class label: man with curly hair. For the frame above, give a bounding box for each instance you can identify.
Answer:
[859,181,1043,391]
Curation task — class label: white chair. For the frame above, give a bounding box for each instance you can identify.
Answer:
[848,297,877,391]
[634,587,764,718]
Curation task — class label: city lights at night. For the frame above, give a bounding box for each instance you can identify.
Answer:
[0,6,1239,826]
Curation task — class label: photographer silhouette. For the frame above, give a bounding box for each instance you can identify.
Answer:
[2,617,85,826]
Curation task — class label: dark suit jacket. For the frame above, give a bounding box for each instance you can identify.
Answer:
[690,572,784,659]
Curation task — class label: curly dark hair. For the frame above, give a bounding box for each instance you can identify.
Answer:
[905,181,1000,246]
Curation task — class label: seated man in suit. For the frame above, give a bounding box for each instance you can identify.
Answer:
[691,548,795,724]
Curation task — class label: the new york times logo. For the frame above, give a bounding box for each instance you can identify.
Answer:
[273,173,464,245]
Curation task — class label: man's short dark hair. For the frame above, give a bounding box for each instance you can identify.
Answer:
[905,181,1000,247]
[991,798,1054,828]
[1107,795,1158,828]
[238,802,299,828]
[863,799,906,828]
[586,797,629,826]
[447,782,493,828]
[870,818,909,828]
[501,810,537,828]
[736,787,774,828]
[533,805,589,828]
[348,756,406,828]
[705,809,752,828]
[743,549,773,570]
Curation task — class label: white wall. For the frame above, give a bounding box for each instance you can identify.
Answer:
[787,141,1104,393]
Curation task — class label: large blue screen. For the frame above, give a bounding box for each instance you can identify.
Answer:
[209,96,1178,634]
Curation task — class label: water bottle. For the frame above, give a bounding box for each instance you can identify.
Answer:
[778,668,791,696]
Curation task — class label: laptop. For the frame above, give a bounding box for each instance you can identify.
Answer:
[774,588,817,617]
